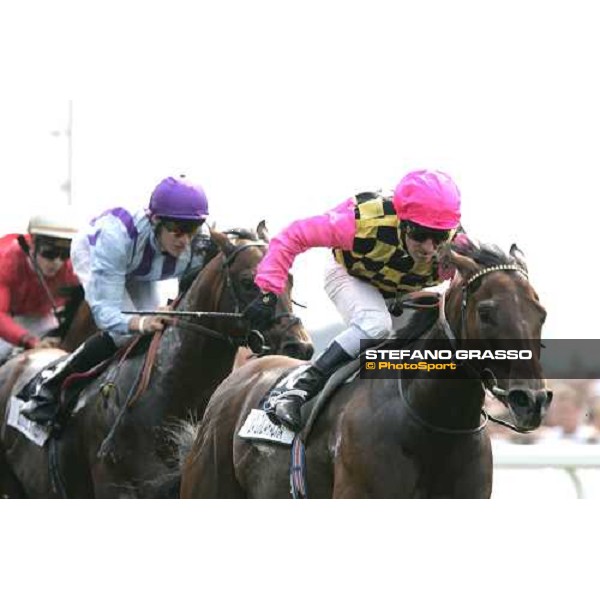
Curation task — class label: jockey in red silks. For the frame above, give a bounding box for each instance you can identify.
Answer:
[0,210,80,363]
[244,169,466,432]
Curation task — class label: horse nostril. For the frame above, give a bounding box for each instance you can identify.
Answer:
[536,389,553,409]
[508,389,532,409]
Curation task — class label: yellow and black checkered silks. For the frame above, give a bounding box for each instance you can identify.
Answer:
[333,192,443,298]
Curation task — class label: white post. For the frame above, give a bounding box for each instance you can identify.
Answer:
[66,100,73,206]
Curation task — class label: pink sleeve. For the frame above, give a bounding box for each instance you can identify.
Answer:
[255,198,357,294]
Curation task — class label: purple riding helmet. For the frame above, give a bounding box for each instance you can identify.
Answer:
[148,175,209,220]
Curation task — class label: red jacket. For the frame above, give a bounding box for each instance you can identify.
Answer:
[0,234,79,347]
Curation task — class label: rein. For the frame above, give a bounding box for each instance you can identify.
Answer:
[170,317,242,345]
[123,239,308,358]
[398,377,489,435]
[399,263,532,435]
[129,242,268,348]
[178,240,304,355]
[184,241,265,345]
[438,263,534,433]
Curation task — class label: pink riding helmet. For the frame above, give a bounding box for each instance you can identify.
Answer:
[148,175,209,220]
[393,170,461,229]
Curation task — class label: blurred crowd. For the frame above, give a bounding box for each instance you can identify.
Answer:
[487,379,600,444]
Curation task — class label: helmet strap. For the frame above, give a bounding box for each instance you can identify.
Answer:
[150,217,168,253]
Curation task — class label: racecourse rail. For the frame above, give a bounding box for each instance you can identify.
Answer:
[492,441,600,499]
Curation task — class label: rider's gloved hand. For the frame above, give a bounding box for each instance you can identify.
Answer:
[388,301,404,317]
[36,337,61,349]
[243,291,277,330]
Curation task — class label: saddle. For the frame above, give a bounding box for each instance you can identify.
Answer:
[15,334,154,428]
[239,292,443,445]
[16,355,110,426]
[239,359,361,445]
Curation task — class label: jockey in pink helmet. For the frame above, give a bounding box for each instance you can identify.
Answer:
[393,169,461,229]
[244,169,465,432]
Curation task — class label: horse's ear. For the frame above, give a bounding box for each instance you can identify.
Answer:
[210,228,236,256]
[509,243,528,272]
[441,247,479,280]
[257,220,270,243]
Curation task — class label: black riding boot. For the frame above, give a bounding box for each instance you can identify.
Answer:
[265,341,352,432]
[20,332,118,424]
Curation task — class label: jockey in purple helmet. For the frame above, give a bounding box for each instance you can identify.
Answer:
[22,175,213,424]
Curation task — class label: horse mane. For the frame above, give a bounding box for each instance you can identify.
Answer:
[393,308,439,345]
[221,228,259,242]
[392,240,525,344]
[452,238,523,269]
[50,284,85,338]
[178,227,261,296]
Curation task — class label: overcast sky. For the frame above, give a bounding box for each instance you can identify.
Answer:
[1,1,598,339]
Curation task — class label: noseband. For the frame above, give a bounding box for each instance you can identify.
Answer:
[222,243,302,331]
[437,263,535,433]
[221,241,268,314]
[175,241,304,355]
[400,263,531,435]
[438,263,529,392]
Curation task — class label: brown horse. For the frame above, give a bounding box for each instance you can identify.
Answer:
[0,224,313,498]
[180,242,552,498]
[53,285,98,352]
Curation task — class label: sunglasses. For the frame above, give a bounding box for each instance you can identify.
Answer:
[38,247,70,261]
[160,219,204,237]
[405,223,453,245]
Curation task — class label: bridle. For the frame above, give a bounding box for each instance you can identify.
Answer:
[221,241,268,315]
[222,241,304,354]
[401,263,532,435]
[438,263,529,398]
[173,240,303,355]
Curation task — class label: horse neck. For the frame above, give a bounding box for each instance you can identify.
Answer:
[178,254,225,313]
[153,256,239,419]
[60,302,97,352]
[407,319,485,431]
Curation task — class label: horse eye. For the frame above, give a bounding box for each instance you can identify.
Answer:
[478,305,496,325]
[241,278,258,292]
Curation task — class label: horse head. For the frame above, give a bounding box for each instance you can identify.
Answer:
[443,241,553,431]
[183,223,314,360]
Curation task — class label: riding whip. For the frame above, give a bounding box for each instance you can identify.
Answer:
[17,235,61,324]
[122,309,245,319]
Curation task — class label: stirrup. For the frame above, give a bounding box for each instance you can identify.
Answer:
[264,396,304,431]
[266,387,308,407]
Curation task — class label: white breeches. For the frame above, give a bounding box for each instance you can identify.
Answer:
[323,254,407,357]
